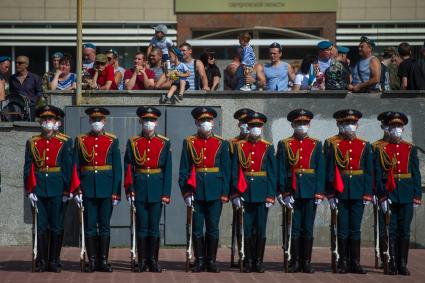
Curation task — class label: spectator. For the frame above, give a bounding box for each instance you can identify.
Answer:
[324,46,350,90]
[381,47,401,90]
[223,47,241,90]
[147,24,174,70]
[397,43,415,90]
[238,32,257,91]
[408,41,425,90]
[0,56,11,102]
[330,44,339,59]
[317,41,333,73]
[179,42,210,90]
[159,47,190,104]
[199,49,221,90]
[82,42,96,72]
[349,36,381,93]
[87,54,117,90]
[233,62,266,91]
[293,55,323,91]
[263,42,295,91]
[148,47,167,85]
[124,51,155,90]
[42,52,63,91]
[49,55,77,91]
[337,46,351,66]
[106,49,125,90]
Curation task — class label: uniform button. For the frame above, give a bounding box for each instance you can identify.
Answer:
[35,142,37,145]
[350,166,353,169]
[252,152,255,155]
[349,149,352,153]
[300,141,303,144]
[250,178,254,181]
[95,162,98,165]
[147,174,150,178]
[46,141,49,144]
[147,149,150,152]
[299,174,303,177]
[396,145,399,148]
[300,148,303,152]
[251,161,254,164]
[397,161,400,164]
[147,167,150,169]
[398,170,401,172]
[349,141,352,144]
[396,153,400,156]
[46,166,49,169]
[147,158,150,161]
[46,174,49,177]
[46,148,50,152]
[204,157,207,159]
[95,170,98,173]
[251,169,254,172]
[46,157,49,160]
[95,144,98,148]
[300,166,303,169]
[148,141,151,144]
[95,153,98,156]
[349,158,352,160]
[349,175,352,178]
[300,156,303,159]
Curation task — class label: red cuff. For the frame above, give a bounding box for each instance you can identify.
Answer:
[221,195,229,203]
[126,191,136,198]
[162,196,171,204]
[413,198,422,205]
[314,193,324,200]
[363,194,373,201]
[112,194,121,201]
[266,197,275,204]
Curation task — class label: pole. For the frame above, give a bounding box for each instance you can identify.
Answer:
[76,0,83,106]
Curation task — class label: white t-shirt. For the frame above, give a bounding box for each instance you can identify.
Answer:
[150,36,174,55]
[294,73,310,90]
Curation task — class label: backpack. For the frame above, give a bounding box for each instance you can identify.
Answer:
[325,59,350,90]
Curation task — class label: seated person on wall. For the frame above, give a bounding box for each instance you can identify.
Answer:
[48,55,77,91]
[42,52,63,92]
[264,42,295,91]
[86,54,117,90]
[232,61,266,91]
[124,52,155,91]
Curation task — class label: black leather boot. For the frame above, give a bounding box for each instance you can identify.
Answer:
[147,237,162,272]
[289,238,301,273]
[206,237,220,273]
[48,233,62,272]
[136,237,147,272]
[379,236,385,269]
[192,236,205,272]
[243,237,253,273]
[350,239,366,274]
[337,238,348,273]
[387,239,397,275]
[254,238,266,273]
[398,239,410,276]
[36,233,48,272]
[302,237,314,273]
[85,236,97,272]
[98,236,113,272]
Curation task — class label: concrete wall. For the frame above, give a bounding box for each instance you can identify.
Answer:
[1,91,425,248]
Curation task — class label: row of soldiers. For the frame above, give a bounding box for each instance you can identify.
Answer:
[23,104,421,276]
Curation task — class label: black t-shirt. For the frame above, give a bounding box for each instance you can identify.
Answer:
[398,58,416,90]
[205,65,221,89]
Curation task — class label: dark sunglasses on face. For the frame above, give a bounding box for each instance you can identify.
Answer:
[16,61,26,65]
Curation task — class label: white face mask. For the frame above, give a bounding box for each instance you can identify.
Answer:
[294,125,309,135]
[249,127,262,137]
[239,123,249,135]
[142,121,156,132]
[390,127,403,138]
[198,121,213,134]
[343,124,357,134]
[91,121,104,133]
[41,121,55,131]
[53,121,60,131]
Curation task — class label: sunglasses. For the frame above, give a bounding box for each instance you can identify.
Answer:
[95,61,106,65]
[16,61,26,65]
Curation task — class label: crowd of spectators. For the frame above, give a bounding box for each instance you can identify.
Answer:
[1,25,425,110]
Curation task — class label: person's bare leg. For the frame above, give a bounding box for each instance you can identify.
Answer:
[167,85,177,98]
[179,81,186,96]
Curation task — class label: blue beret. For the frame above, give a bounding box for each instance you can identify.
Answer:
[169,46,183,61]
[317,41,333,50]
[83,42,96,49]
[337,46,349,54]
[52,52,64,59]
[0,56,11,63]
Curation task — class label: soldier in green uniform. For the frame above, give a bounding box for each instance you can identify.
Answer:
[375,112,421,275]
[229,108,253,268]
[325,109,373,274]
[70,107,122,272]
[276,109,325,273]
[23,105,73,272]
[231,111,277,273]
[124,106,172,272]
[179,107,231,273]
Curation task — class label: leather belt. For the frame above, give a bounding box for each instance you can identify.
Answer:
[36,167,61,173]
[294,168,315,174]
[81,165,112,172]
[195,167,220,173]
[244,171,267,177]
[136,168,162,174]
[341,170,364,176]
[389,173,412,179]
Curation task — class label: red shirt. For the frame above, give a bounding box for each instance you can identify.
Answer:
[89,64,117,90]
[124,68,155,90]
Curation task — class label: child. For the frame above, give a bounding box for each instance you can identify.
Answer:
[239,32,256,91]
[147,24,174,71]
[160,47,190,104]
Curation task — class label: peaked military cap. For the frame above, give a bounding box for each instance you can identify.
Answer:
[35,105,63,119]
[85,106,110,118]
[191,107,217,120]
[137,106,161,119]
[247,111,267,125]
[287,109,314,122]
[377,111,393,125]
[333,109,362,122]
[385,112,408,126]
[233,108,254,122]
[318,40,333,50]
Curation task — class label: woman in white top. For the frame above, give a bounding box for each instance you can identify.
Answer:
[293,55,322,91]
[106,49,125,90]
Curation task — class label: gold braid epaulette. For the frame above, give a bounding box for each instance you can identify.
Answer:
[55,132,70,142]
[329,138,349,169]
[77,135,94,163]
[186,136,203,165]
[30,135,45,167]
[228,136,242,155]
[378,143,396,171]
[156,134,169,141]
[130,136,147,166]
[282,138,299,166]
[104,132,117,139]
[236,140,251,169]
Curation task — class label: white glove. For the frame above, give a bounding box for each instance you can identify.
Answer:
[328,197,338,210]
[363,200,371,206]
[314,198,322,206]
[74,193,83,208]
[28,193,38,207]
[277,194,285,206]
[265,202,273,208]
[380,199,391,214]
[372,195,378,206]
[62,196,69,203]
[127,195,135,204]
[232,197,242,208]
[283,195,295,209]
[112,199,120,206]
[184,196,192,207]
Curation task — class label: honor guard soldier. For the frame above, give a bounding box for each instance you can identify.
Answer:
[375,112,421,275]
[229,108,254,268]
[325,109,373,274]
[276,109,325,273]
[70,107,122,272]
[24,105,73,272]
[179,107,231,273]
[123,106,172,272]
[231,111,277,273]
